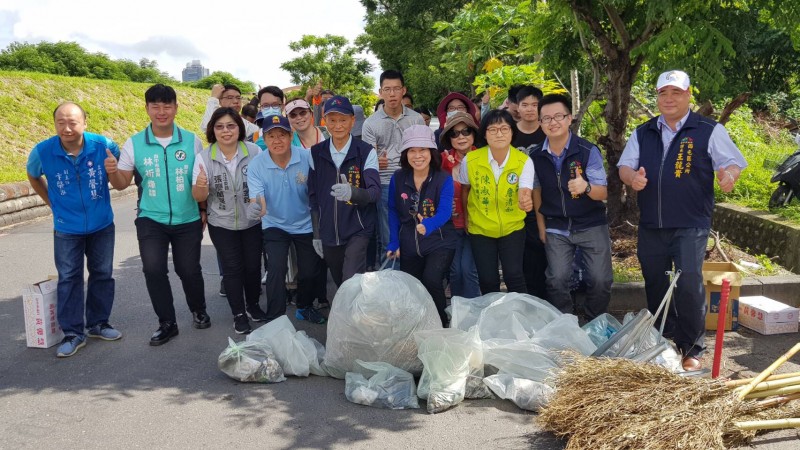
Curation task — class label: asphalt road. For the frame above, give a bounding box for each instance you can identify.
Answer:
[0,194,797,449]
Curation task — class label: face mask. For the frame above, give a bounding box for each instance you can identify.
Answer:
[446,110,459,119]
[261,106,281,118]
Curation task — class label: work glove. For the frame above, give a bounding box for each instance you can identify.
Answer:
[246,201,263,221]
[313,239,324,259]
[331,174,353,202]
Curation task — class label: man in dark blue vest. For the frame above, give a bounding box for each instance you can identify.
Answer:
[618,70,747,371]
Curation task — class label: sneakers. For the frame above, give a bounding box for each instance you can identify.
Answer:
[56,335,86,358]
[234,314,252,335]
[295,307,327,324]
[246,305,269,322]
[87,323,122,341]
[219,281,227,297]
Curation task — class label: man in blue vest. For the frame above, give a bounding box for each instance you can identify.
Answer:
[107,84,209,346]
[531,94,612,320]
[27,102,122,357]
[618,70,747,371]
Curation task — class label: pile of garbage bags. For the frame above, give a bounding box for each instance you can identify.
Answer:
[322,270,442,379]
[344,360,419,410]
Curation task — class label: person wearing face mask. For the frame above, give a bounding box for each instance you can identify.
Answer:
[192,108,265,335]
[252,85,286,151]
[200,84,260,140]
[386,125,456,326]
[434,92,481,151]
[439,112,481,299]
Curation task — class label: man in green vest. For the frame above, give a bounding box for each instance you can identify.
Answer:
[107,84,210,346]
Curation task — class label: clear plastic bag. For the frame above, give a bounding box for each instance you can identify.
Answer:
[582,313,623,347]
[247,316,327,377]
[218,337,286,383]
[530,314,597,356]
[482,340,560,383]
[344,360,420,410]
[476,293,562,342]
[449,292,506,332]
[322,270,442,379]
[483,374,554,411]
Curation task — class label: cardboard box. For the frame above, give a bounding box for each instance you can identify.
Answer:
[739,296,799,335]
[703,262,742,331]
[22,277,63,348]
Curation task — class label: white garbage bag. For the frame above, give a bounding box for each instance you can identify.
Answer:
[247,316,327,377]
[322,270,442,379]
[483,374,554,411]
[449,292,505,331]
[344,360,420,410]
[529,314,597,355]
[476,293,561,342]
[218,337,285,383]
[482,340,561,383]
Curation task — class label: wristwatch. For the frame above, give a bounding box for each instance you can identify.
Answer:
[584,183,592,195]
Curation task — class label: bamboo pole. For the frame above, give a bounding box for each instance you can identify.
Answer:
[755,392,800,409]
[738,343,800,400]
[735,418,800,431]
[735,375,800,393]
[745,385,800,399]
[726,371,800,388]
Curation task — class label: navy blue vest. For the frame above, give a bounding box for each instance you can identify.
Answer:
[636,111,715,229]
[531,135,607,231]
[392,168,456,256]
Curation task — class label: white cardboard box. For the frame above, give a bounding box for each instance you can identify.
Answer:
[739,296,799,335]
[22,278,64,348]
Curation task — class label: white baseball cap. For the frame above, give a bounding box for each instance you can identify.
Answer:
[656,70,690,91]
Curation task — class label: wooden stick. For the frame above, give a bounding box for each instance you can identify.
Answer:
[726,371,800,387]
[735,418,800,431]
[738,343,800,400]
[755,393,800,409]
[735,375,800,393]
[745,385,800,399]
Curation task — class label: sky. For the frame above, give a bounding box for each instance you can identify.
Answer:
[0,0,381,90]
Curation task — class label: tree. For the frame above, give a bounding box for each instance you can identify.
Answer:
[186,71,256,95]
[280,34,375,113]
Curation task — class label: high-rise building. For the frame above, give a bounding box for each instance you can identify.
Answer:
[182,60,209,82]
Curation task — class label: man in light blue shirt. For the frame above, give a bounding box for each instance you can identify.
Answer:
[247,115,326,324]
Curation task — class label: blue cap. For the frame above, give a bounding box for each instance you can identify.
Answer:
[261,115,291,133]
[323,95,354,116]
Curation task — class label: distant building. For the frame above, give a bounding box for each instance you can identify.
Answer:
[182,60,209,82]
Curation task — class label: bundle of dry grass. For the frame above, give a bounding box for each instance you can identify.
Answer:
[538,354,800,450]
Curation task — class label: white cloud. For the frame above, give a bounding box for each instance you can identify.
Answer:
[0,0,382,89]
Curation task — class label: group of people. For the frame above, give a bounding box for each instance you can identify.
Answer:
[28,69,747,372]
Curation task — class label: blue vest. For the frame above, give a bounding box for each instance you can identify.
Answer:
[530,135,607,231]
[392,168,456,256]
[131,124,199,225]
[636,112,715,228]
[31,133,116,234]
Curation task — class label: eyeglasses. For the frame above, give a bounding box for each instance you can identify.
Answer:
[214,123,238,131]
[540,113,570,124]
[222,95,242,101]
[288,109,310,119]
[380,86,404,94]
[260,102,282,109]
[448,128,474,138]
[447,105,467,112]
[485,125,512,136]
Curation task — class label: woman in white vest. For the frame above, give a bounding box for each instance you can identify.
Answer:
[192,108,267,334]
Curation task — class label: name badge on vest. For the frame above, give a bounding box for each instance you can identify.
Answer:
[175,150,187,161]
[506,172,518,184]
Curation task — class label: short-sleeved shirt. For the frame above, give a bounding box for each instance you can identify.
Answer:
[360,105,425,185]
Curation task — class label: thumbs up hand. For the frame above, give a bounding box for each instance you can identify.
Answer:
[104,149,117,174]
[331,173,353,202]
[631,166,648,191]
[415,213,427,235]
[247,195,266,220]
[196,164,208,188]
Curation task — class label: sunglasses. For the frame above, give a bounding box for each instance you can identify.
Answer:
[448,128,474,138]
[288,109,310,119]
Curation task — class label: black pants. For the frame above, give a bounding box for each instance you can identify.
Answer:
[324,235,369,287]
[523,216,549,300]
[469,229,527,295]
[637,227,709,358]
[263,228,319,319]
[208,223,262,317]
[401,248,456,327]
[135,217,206,323]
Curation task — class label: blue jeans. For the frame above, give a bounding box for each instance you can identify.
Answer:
[53,223,115,336]
[449,229,481,298]
[544,224,613,320]
[637,227,709,358]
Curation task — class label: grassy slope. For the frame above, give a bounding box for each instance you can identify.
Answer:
[0,70,209,183]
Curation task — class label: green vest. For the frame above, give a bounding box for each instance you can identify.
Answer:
[132,124,200,225]
[465,146,527,238]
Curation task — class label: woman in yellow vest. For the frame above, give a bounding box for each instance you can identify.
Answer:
[456,109,535,294]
